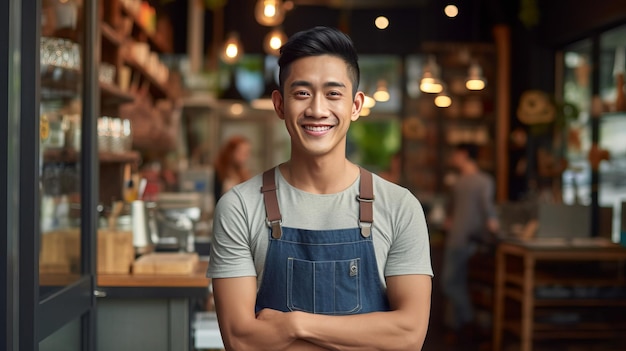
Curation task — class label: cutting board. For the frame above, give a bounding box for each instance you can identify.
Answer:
[132,252,199,275]
[98,229,134,274]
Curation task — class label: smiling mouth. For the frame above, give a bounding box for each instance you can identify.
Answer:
[303,125,333,132]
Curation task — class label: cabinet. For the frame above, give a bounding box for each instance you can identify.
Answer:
[492,239,626,351]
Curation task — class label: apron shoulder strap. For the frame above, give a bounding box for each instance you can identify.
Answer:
[357,167,374,238]
[261,166,374,239]
[261,167,282,239]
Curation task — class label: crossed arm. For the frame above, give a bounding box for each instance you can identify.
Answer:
[212,274,432,351]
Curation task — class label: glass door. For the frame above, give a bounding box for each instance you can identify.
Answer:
[18,0,98,349]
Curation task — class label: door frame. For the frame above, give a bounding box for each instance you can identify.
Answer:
[2,0,21,349]
[16,0,99,349]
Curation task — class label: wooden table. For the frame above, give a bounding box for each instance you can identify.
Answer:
[492,238,626,351]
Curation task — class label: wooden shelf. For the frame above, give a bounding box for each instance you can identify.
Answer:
[123,56,173,100]
[100,82,135,105]
[44,149,140,164]
[120,5,171,53]
[99,151,141,163]
[504,287,626,307]
[101,22,124,47]
[503,320,626,340]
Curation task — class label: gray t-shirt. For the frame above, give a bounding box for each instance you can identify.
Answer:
[448,171,497,247]
[207,167,433,287]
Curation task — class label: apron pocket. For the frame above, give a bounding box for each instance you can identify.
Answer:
[287,258,362,315]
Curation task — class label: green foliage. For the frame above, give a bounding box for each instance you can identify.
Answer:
[348,119,401,170]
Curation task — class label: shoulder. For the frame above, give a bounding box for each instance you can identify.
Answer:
[372,172,420,203]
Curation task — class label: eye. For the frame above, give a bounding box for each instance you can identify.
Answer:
[327,91,342,98]
[293,90,310,98]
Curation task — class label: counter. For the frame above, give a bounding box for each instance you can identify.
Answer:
[96,260,210,351]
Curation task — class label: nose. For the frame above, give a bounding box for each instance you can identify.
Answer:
[305,94,329,118]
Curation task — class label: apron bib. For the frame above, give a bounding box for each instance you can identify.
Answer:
[255,167,389,315]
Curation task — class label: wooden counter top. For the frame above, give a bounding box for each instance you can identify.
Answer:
[98,260,210,288]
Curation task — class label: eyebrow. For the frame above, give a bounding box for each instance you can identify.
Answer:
[289,80,347,89]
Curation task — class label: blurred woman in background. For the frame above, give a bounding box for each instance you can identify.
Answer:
[213,135,252,202]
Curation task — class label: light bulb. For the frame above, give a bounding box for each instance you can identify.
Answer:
[255,0,285,27]
[420,55,443,93]
[434,94,452,108]
[466,62,486,90]
[466,79,485,90]
[221,33,243,64]
[444,5,459,18]
[373,80,390,102]
[375,16,389,29]
[363,95,376,109]
[263,28,288,56]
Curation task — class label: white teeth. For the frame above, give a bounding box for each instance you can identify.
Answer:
[304,125,332,132]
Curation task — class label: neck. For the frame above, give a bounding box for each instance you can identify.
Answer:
[280,157,359,194]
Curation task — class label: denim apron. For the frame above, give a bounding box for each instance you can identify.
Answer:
[255,167,390,315]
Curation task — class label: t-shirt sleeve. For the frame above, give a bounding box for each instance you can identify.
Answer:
[384,189,434,277]
[206,188,257,278]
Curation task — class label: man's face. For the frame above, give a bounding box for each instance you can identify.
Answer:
[449,149,466,170]
[272,55,363,159]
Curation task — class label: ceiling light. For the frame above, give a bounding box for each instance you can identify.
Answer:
[255,0,285,27]
[434,85,452,108]
[466,61,486,90]
[360,107,371,117]
[375,16,389,30]
[363,95,376,109]
[420,55,443,94]
[229,103,245,116]
[221,32,243,64]
[444,5,459,18]
[373,80,390,102]
[263,27,288,56]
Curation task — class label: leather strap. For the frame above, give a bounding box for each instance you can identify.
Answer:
[260,166,375,239]
[357,167,374,237]
[261,168,282,239]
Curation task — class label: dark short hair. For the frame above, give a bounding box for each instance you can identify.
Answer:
[278,26,360,96]
[454,143,479,160]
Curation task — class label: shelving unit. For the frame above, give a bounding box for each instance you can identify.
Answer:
[95,0,180,202]
[492,239,626,351]
[402,43,497,198]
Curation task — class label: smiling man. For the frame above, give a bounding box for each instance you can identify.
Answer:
[207,26,433,351]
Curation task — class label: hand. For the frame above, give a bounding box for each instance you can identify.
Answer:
[486,218,500,234]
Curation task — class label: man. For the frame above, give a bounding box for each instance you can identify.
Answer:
[442,143,499,342]
[207,26,433,351]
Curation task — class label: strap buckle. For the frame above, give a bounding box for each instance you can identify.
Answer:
[359,221,372,238]
[266,218,282,239]
[356,195,375,203]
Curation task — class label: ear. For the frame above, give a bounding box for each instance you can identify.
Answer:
[351,91,365,121]
[272,90,285,120]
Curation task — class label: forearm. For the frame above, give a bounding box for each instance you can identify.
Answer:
[293,275,432,351]
[294,310,429,351]
[220,314,330,351]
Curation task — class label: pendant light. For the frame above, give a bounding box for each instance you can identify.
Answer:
[221,32,243,64]
[434,84,452,108]
[420,55,443,94]
[255,0,285,27]
[373,80,390,102]
[466,61,486,91]
[363,95,376,109]
[263,27,288,56]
